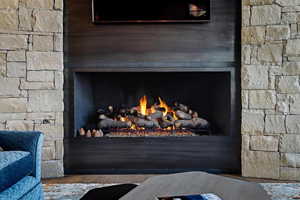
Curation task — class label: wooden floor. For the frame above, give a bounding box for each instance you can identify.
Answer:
[42,174,298,184]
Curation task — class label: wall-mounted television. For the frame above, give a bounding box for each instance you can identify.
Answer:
[92,0,210,23]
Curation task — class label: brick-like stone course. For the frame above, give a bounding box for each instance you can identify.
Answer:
[0,0,63,178]
[242,0,300,180]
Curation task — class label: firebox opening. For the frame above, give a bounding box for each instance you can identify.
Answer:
[74,72,231,138]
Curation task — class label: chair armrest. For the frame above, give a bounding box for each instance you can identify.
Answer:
[0,131,44,180]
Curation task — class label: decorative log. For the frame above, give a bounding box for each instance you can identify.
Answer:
[192,111,199,118]
[134,118,159,129]
[147,111,163,120]
[160,119,174,128]
[92,129,97,136]
[174,102,189,113]
[86,130,92,137]
[174,117,209,129]
[79,128,85,136]
[98,119,132,129]
[165,112,175,122]
[94,129,104,137]
[96,108,106,114]
[99,114,108,120]
[176,110,192,120]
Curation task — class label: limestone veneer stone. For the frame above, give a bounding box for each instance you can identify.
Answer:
[242,110,265,135]
[280,135,300,153]
[265,115,286,134]
[28,90,63,112]
[249,90,276,109]
[277,76,300,94]
[27,71,54,82]
[257,43,283,64]
[7,51,26,62]
[242,65,269,89]
[290,94,300,114]
[266,25,290,41]
[242,151,280,179]
[286,39,300,56]
[42,160,64,178]
[286,115,300,134]
[18,7,32,31]
[33,35,54,51]
[7,62,26,78]
[281,153,300,168]
[280,167,300,180]
[0,78,20,96]
[275,0,300,6]
[250,136,279,151]
[0,98,27,113]
[251,5,281,25]
[0,10,18,31]
[0,34,28,50]
[33,10,63,33]
[6,120,34,131]
[0,0,19,9]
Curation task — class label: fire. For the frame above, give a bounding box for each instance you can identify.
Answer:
[139,95,148,116]
[158,97,171,116]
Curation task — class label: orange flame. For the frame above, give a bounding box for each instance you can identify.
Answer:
[139,95,148,116]
[158,97,171,116]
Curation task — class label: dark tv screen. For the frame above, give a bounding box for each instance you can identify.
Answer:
[92,0,210,23]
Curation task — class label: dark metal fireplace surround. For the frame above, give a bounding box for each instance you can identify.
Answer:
[64,0,241,174]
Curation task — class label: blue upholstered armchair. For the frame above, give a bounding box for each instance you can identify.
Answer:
[0,131,44,200]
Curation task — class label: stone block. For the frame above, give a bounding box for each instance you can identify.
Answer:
[277,76,300,93]
[19,7,32,31]
[7,62,26,78]
[0,10,18,31]
[257,43,283,64]
[54,0,63,10]
[242,135,250,152]
[282,62,300,75]
[0,78,20,96]
[27,52,63,70]
[28,90,63,112]
[22,0,53,9]
[0,98,27,113]
[276,94,290,114]
[0,113,26,121]
[280,135,300,153]
[42,160,64,178]
[0,34,27,50]
[26,112,56,120]
[20,79,54,90]
[241,65,268,89]
[242,151,280,179]
[242,6,250,26]
[280,167,300,181]
[242,46,251,64]
[250,136,279,151]
[242,26,265,44]
[0,0,18,9]
[33,10,63,33]
[251,5,281,25]
[54,71,63,89]
[242,110,265,135]
[6,120,34,131]
[265,115,286,134]
[286,115,300,134]
[7,51,26,62]
[275,0,300,6]
[27,71,54,82]
[266,25,290,41]
[33,35,53,51]
[242,90,249,109]
[42,147,55,161]
[281,153,300,168]
[54,34,63,52]
[35,124,64,140]
[249,90,276,109]
[286,39,300,56]
[0,53,6,77]
[281,13,297,24]
[55,140,64,160]
[290,94,300,114]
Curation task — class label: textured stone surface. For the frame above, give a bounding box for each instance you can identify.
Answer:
[280,135,300,153]
[280,167,300,180]
[277,76,300,94]
[7,51,26,62]
[0,10,18,31]
[7,62,26,78]
[265,115,286,134]
[251,5,281,25]
[0,98,27,113]
[281,153,300,168]
[28,90,63,112]
[27,52,63,70]
[286,40,300,56]
[250,136,279,151]
[0,78,20,96]
[33,35,54,51]
[249,90,276,109]
[0,0,19,9]
[286,115,300,134]
[282,62,300,75]
[242,26,265,44]
[19,7,32,31]
[242,110,265,134]
[54,0,64,10]
[242,151,280,179]
[275,0,300,6]
[27,71,54,82]
[266,25,290,40]
[22,0,53,9]
[242,65,268,89]
[42,160,64,178]
[6,120,34,131]
[0,35,27,50]
[33,10,63,33]
[257,43,283,63]
[290,94,300,114]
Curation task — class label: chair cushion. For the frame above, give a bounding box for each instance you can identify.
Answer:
[0,151,33,192]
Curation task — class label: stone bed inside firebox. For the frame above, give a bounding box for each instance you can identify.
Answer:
[78,96,210,137]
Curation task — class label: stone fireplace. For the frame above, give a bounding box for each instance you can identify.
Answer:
[0,0,299,180]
